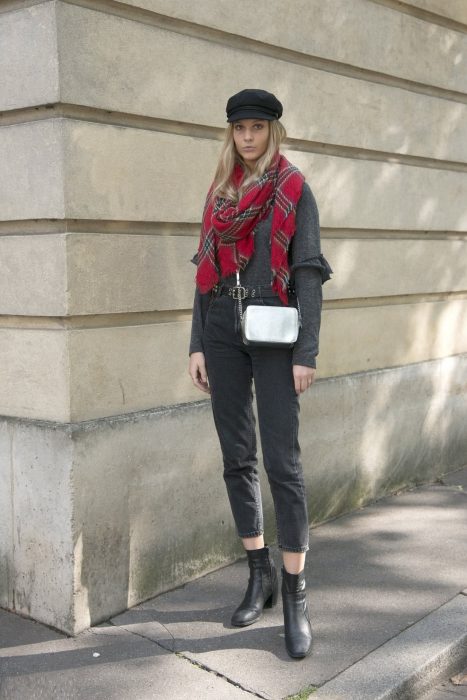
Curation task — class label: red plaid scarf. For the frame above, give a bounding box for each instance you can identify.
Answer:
[195,152,305,305]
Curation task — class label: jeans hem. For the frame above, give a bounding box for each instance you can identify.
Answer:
[238,530,264,538]
[278,544,310,553]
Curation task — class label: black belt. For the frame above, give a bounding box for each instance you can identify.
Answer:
[212,283,296,300]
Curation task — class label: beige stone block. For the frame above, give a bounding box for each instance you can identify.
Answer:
[62,119,467,229]
[66,236,463,309]
[4,119,467,228]
[288,149,467,231]
[0,234,68,315]
[403,0,467,24]
[68,320,200,421]
[0,231,199,316]
[66,233,198,314]
[322,238,467,301]
[8,422,74,630]
[3,232,467,316]
[319,298,467,378]
[122,0,467,92]
[49,236,467,313]
[0,2,58,111]
[71,399,239,630]
[0,120,65,220]
[57,2,467,161]
[62,121,216,222]
[4,232,467,316]
[0,327,69,421]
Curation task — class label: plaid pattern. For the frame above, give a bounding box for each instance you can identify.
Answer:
[196,152,305,305]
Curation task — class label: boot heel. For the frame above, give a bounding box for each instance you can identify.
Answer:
[281,566,313,658]
[231,545,278,626]
[264,576,279,608]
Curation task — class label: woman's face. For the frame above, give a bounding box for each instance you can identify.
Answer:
[232,118,270,169]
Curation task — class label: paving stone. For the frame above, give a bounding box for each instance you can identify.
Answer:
[0,609,66,648]
[3,470,467,699]
[111,485,467,699]
[0,611,251,699]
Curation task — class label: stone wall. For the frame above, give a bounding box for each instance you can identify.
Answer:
[1,0,466,633]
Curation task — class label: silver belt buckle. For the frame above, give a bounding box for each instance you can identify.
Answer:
[232,269,247,300]
[232,285,246,300]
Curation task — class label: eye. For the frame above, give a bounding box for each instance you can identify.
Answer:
[234,124,243,131]
[253,123,264,129]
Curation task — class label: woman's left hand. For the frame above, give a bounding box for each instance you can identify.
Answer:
[292,365,316,395]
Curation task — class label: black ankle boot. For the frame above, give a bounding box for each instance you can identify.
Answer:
[231,545,278,627]
[281,565,313,658]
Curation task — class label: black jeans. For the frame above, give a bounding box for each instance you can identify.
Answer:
[202,292,310,553]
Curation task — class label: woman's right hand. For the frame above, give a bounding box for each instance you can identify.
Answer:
[188,352,210,394]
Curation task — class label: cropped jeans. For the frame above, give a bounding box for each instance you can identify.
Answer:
[202,291,310,553]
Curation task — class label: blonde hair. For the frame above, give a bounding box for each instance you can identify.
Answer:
[210,120,287,202]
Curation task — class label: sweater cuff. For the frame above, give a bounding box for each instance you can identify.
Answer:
[292,350,317,369]
[189,341,204,356]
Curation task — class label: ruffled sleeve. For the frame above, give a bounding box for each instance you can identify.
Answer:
[290,253,333,284]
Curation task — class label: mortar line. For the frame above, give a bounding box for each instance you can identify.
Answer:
[1,291,467,333]
[0,223,467,241]
[1,222,467,240]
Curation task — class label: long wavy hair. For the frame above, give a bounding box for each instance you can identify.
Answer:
[210,119,287,202]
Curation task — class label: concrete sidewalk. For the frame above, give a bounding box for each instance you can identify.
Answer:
[1,466,467,700]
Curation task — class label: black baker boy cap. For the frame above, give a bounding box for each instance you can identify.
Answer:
[226,88,283,122]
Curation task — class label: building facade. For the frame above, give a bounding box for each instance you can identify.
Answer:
[1,0,466,634]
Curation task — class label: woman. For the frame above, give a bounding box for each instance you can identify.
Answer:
[188,88,332,659]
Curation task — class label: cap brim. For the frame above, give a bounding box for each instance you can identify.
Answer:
[227,109,277,122]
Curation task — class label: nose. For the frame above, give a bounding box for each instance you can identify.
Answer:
[244,129,253,141]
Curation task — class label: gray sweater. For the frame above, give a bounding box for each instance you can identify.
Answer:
[188,181,332,368]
